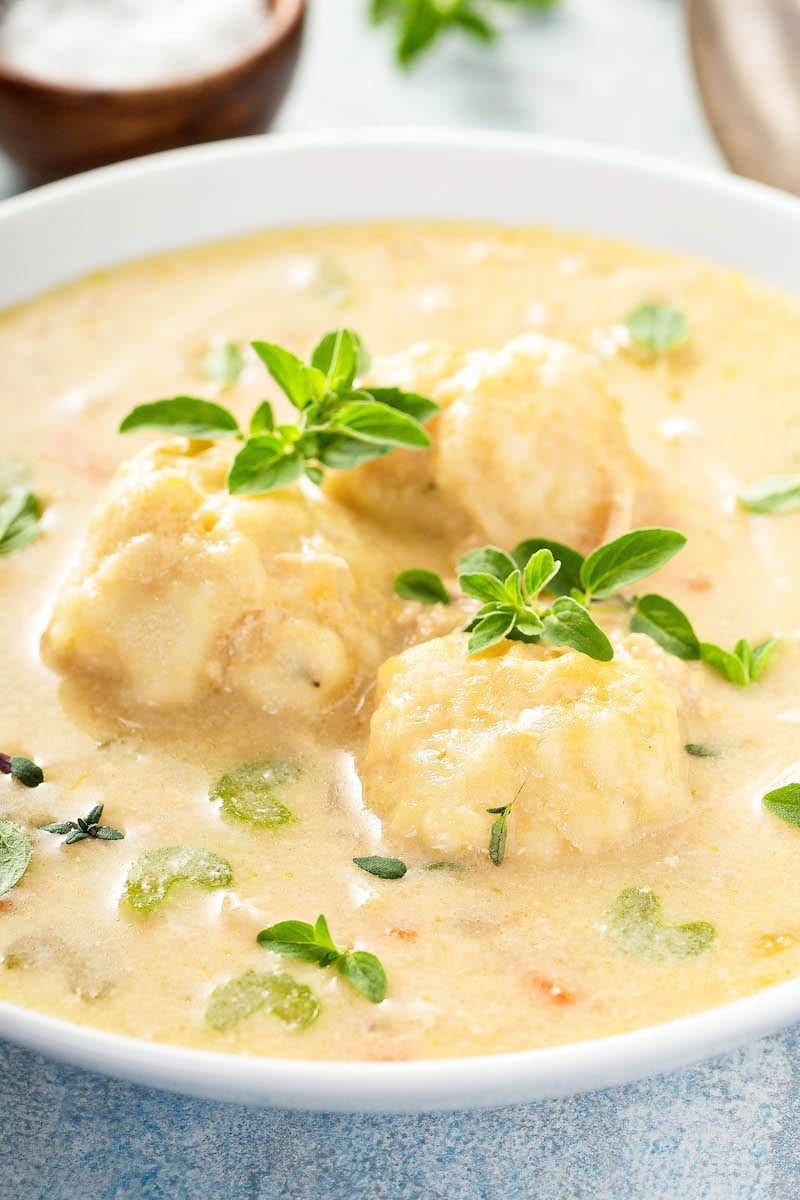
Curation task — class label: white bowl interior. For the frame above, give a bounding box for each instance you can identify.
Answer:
[2,131,800,1110]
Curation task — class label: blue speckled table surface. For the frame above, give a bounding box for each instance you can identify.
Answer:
[2,2,789,1198]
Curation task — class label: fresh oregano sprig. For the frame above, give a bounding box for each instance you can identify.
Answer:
[460,546,614,658]
[41,803,123,844]
[120,328,438,497]
[630,593,780,686]
[257,913,387,1004]
[395,527,686,660]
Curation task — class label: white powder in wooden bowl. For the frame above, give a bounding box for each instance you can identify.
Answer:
[0,0,272,88]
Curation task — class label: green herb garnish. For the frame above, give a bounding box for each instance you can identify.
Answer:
[510,537,584,597]
[124,846,233,913]
[353,855,407,879]
[461,545,614,656]
[257,913,387,1004]
[699,637,779,686]
[120,397,241,439]
[763,783,800,828]
[684,743,718,758]
[0,754,43,788]
[631,594,779,686]
[625,303,688,354]
[394,568,451,605]
[400,527,684,660]
[202,341,245,388]
[370,0,558,67]
[210,760,297,828]
[0,821,32,897]
[205,969,320,1032]
[120,329,437,496]
[487,778,526,865]
[424,860,464,873]
[487,805,511,865]
[738,473,800,515]
[40,803,123,844]
[0,489,40,556]
[609,887,715,962]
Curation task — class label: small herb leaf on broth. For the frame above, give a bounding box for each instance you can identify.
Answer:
[205,969,320,1032]
[0,754,43,788]
[0,821,32,897]
[579,528,686,601]
[487,779,527,866]
[0,489,41,557]
[625,303,688,354]
[630,593,701,660]
[394,568,450,605]
[210,760,298,828]
[353,856,407,880]
[608,887,715,962]
[684,743,719,758]
[202,341,245,388]
[119,396,243,438]
[763,783,800,828]
[124,846,232,913]
[738,473,800,515]
[631,596,780,687]
[257,914,388,1003]
[336,951,388,1004]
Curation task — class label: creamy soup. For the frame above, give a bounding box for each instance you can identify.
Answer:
[3,220,800,1062]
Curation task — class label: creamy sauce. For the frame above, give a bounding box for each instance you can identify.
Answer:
[3,221,800,1062]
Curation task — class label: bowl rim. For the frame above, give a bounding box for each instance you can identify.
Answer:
[2,128,800,1111]
[0,0,306,99]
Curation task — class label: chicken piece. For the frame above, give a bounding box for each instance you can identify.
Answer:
[362,633,692,861]
[434,333,637,554]
[330,335,637,554]
[43,441,391,717]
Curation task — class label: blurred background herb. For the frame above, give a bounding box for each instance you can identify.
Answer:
[369,0,559,67]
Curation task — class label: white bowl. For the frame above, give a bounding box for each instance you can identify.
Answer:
[2,131,800,1112]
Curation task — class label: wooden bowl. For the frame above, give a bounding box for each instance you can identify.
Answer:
[0,0,306,184]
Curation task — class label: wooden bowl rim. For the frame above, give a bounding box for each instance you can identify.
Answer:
[0,0,306,100]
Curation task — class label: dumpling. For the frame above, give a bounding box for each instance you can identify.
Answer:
[330,334,638,555]
[362,633,692,861]
[43,441,392,716]
[325,340,468,538]
[434,333,638,553]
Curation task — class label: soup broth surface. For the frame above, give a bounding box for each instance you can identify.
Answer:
[3,221,800,1061]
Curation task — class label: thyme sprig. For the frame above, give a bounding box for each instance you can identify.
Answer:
[41,803,123,844]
